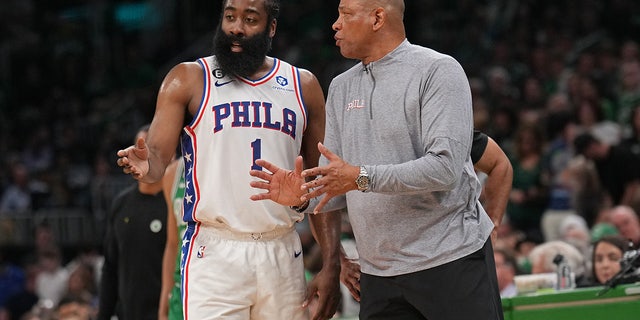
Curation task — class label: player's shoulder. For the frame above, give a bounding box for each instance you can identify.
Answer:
[274,57,316,81]
[163,57,208,81]
[160,60,205,92]
[296,67,318,84]
[169,61,204,77]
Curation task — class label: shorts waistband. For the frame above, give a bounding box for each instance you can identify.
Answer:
[198,224,295,241]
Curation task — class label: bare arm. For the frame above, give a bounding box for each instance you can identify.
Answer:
[298,69,342,320]
[158,159,180,320]
[117,62,201,183]
[474,136,513,242]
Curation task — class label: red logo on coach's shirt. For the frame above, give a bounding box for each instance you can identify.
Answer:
[347,99,366,110]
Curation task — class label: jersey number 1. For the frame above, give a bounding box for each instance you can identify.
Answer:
[251,139,262,170]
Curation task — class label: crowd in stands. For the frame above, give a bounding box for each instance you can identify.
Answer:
[1,0,640,319]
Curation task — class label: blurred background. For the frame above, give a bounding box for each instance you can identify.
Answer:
[0,0,640,317]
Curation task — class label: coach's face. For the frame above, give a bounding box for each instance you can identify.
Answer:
[214,0,276,78]
[332,0,376,61]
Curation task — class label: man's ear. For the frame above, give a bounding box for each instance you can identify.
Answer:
[372,8,385,31]
[269,19,277,37]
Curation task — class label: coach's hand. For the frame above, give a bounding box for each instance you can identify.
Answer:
[340,255,361,302]
[301,143,359,214]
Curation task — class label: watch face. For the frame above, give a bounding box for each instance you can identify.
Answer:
[356,175,370,190]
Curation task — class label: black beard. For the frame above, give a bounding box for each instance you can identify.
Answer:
[213,26,272,78]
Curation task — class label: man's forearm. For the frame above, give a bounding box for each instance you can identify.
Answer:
[309,210,342,268]
[483,161,513,227]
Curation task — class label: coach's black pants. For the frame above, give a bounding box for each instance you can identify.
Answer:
[359,239,504,320]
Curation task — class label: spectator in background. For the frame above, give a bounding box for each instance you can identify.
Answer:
[620,40,639,63]
[65,263,97,314]
[98,125,167,320]
[574,97,621,146]
[488,106,518,157]
[0,248,25,311]
[64,246,103,296]
[33,222,57,257]
[609,205,640,249]
[589,235,628,286]
[615,61,640,126]
[21,125,54,176]
[590,222,619,243]
[573,132,640,207]
[35,245,69,308]
[2,261,39,320]
[0,163,32,214]
[558,214,593,273]
[494,248,519,298]
[507,125,548,242]
[541,111,577,241]
[620,105,640,158]
[56,294,95,320]
[561,156,610,228]
[528,240,588,287]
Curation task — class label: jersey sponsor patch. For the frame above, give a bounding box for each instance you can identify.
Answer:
[276,75,288,86]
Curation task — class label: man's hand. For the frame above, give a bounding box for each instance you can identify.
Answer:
[301,143,359,213]
[340,256,361,302]
[249,156,307,206]
[303,266,341,320]
[116,137,150,180]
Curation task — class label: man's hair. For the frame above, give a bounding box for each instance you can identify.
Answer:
[591,235,629,282]
[220,0,280,23]
[573,132,598,155]
[528,240,586,277]
[264,0,280,23]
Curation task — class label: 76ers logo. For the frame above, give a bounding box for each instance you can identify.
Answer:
[347,99,366,110]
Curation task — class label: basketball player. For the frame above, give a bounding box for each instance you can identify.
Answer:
[116,0,342,319]
[158,158,186,320]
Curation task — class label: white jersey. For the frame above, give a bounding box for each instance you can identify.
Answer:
[180,56,307,233]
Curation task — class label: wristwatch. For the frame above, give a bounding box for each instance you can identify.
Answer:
[355,166,370,192]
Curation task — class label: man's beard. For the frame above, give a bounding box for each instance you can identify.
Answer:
[213,26,272,78]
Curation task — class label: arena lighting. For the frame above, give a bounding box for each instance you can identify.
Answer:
[114,1,160,31]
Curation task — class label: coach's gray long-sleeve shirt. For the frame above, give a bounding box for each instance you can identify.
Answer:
[321,39,494,277]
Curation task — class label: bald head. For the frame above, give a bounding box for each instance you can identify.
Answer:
[610,205,640,246]
[333,0,406,63]
[363,0,405,38]
[362,0,404,18]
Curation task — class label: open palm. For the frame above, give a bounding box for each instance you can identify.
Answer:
[249,156,306,206]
